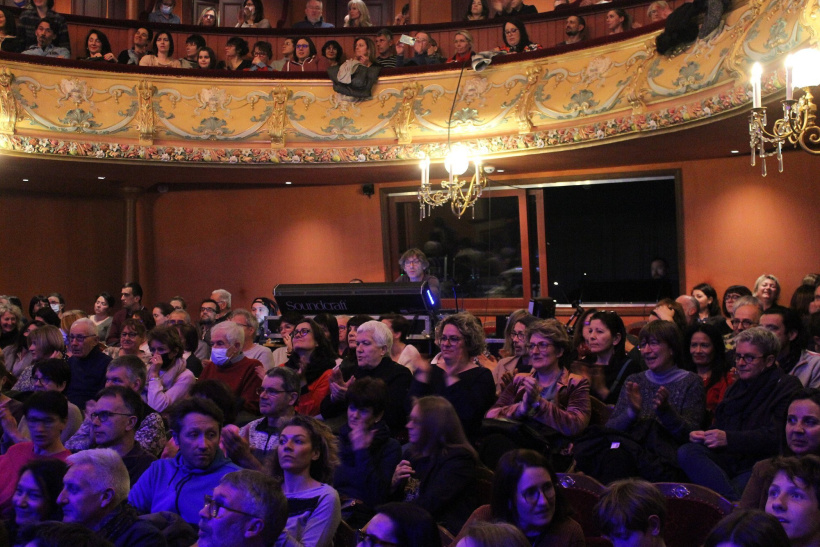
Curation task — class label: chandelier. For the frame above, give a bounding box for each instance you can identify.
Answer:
[418,146,487,220]
[749,48,820,176]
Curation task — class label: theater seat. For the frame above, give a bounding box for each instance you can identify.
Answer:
[333,519,356,547]
[654,482,734,547]
[556,473,606,537]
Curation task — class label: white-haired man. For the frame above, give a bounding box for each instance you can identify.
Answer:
[198,321,263,414]
[65,318,112,411]
[59,448,166,545]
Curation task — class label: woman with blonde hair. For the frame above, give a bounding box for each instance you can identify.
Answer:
[448,29,473,64]
[344,0,373,27]
[198,6,218,26]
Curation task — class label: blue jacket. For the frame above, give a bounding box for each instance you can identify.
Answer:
[128,450,240,525]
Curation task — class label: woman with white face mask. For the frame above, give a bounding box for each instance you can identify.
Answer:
[148,0,180,24]
[235,0,270,28]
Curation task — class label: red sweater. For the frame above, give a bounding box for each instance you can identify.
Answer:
[199,356,263,414]
[0,443,71,518]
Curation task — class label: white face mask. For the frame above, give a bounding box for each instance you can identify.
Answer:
[160,4,173,14]
[50,303,61,313]
[210,347,230,366]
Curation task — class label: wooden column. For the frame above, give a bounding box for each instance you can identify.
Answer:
[123,186,141,283]
[126,0,139,19]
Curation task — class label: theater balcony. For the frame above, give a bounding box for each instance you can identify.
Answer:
[0,0,816,192]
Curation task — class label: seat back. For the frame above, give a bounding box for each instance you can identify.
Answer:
[556,473,606,538]
[654,482,734,547]
[438,524,455,546]
[333,519,356,547]
[474,465,495,507]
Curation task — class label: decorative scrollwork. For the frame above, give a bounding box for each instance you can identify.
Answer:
[0,66,17,135]
[391,81,422,144]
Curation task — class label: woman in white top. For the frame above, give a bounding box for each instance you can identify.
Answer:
[145,325,195,412]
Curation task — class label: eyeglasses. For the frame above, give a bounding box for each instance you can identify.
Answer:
[256,387,294,397]
[505,28,520,35]
[292,328,312,338]
[120,331,139,339]
[252,52,267,57]
[521,481,554,506]
[731,319,757,329]
[355,530,399,547]
[527,341,553,352]
[404,259,422,266]
[638,340,662,350]
[724,294,742,301]
[32,375,51,385]
[203,13,215,18]
[439,335,463,345]
[735,353,765,365]
[90,410,134,423]
[295,44,310,49]
[201,307,217,314]
[511,331,527,340]
[202,495,261,520]
[68,334,96,343]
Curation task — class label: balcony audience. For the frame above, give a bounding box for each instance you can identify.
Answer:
[271,37,295,70]
[374,28,398,68]
[148,0,180,24]
[322,39,344,66]
[294,0,335,28]
[284,35,330,70]
[426,36,446,63]
[345,0,373,27]
[269,415,341,547]
[235,0,270,29]
[22,18,69,58]
[0,7,21,53]
[606,8,632,34]
[198,6,218,27]
[357,503,442,547]
[179,34,206,68]
[493,0,538,18]
[559,15,587,45]
[465,0,490,21]
[447,29,474,64]
[139,30,181,68]
[217,36,252,71]
[395,31,443,66]
[19,0,70,53]
[452,449,584,545]
[497,18,541,54]
[80,29,115,62]
[647,1,673,22]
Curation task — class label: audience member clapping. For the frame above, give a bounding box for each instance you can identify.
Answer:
[139,31,181,68]
[235,0,270,28]
[465,0,490,21]
[197,470,288,547]
[391,396,481,534]
[452,449,584,545]
[217,36,252,70]
[270,415,341,547]
[493,313,537,394]
[148,0,180,24]
[394,3,411,25]
[345,0,373,27]
[128,397,240,525]
[410,312,495,440]
[322,39,345,66]
[81,29,115,62]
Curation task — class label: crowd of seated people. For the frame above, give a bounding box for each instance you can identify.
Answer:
[2,271,820,545]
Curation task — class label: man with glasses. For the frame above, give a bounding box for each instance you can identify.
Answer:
[395,31,443,67]
[130,397,240,525]
[198,298,220,359]
[59,448,166,545]
[730,296,763,335]
[65,318,111,411]
[0,391,71,513]
[198,470,288,547]
[106,282,145,346]
[678,327,802,500]
[247,41,274,71]
[293,0,334,28]
[198,321,263,414]
[221,367,299,470]
[760,306,820,388]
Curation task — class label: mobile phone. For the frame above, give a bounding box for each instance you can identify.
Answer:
[399,34,415,46]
